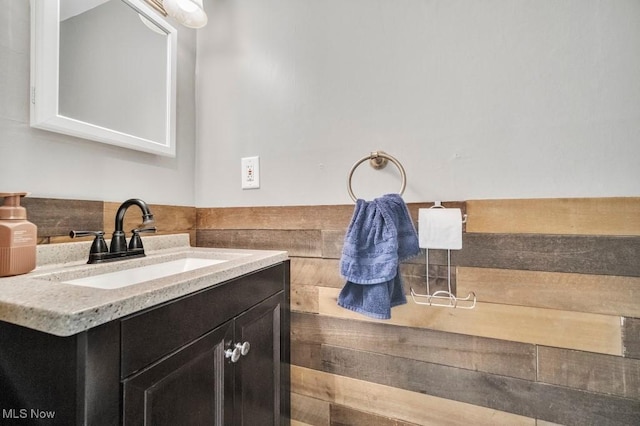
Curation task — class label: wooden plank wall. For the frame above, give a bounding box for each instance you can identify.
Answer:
[24,197,196,245]
[197,198,640,426]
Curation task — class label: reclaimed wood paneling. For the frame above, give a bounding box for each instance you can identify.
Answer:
[535,384,640,426]
[322,231,640,276]
[291,258,343,288]
[321,230,451,265]
[196,202,464,232]
[330,405,420,426]
[416,263,458,294]
[623,317,640,359]
[291,340,323,371]
[321,230,346,259]
[291,365,536,426]
[291,393,329,426]
[26,198,196,244]
[194,199,638,424]
[457,267,640,317]
[291,421,314,426]
[453,234,640,277]
[291,284,319,313]
[150,204,195,232]
[291,312,536,380]
[318,287,623,355]
[538,346,640,399]
[322,230,640,277]
[196,229,322,257]
[466,198,640,236]
[103,202,195,235]
[29,198,195,244]
[290,257,448,294]
[23,197,103,238]
[319,345,640,426]
[197,205,355,230]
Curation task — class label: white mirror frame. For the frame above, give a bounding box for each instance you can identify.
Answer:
[30,0,178,157]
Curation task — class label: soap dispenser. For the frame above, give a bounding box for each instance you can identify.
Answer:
[0,192,37,277]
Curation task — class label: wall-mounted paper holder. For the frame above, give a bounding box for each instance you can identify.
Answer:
[430,201,468,223]
[410,202,476,309]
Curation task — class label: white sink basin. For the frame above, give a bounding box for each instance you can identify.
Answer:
[62,258,226,289]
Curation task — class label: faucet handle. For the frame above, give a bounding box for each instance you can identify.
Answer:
[69,230,109,255]
[70,230,103,238]
[128,227,157,250]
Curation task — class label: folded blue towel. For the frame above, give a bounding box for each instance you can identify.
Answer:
[338,193,420,319]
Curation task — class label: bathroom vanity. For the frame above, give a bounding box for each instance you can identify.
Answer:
[0,235,290,425]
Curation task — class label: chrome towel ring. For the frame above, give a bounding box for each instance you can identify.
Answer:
[347,151,407,202]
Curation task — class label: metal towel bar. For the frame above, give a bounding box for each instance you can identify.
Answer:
[347,151,406,202]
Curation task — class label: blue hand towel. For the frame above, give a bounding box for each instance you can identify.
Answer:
[338,193,420,319]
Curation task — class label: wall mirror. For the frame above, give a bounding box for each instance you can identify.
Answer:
[30,0,177,157]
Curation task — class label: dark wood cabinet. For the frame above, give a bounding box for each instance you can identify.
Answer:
[0,261,290,426]
[123,320,233,426]
[123,292,285,426]
[234,293,284,425]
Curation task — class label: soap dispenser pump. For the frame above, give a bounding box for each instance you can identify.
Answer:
[0,192,37,277]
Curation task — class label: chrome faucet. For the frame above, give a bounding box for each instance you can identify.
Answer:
[70,198,156,264]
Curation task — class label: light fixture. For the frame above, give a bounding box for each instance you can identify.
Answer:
[162,0,208,29]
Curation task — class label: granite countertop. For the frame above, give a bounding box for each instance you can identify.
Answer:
[0,234,288,337]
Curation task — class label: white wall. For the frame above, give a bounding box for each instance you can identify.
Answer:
[2,1,639,209]
[195,0,640,207]
[0,0,197,206]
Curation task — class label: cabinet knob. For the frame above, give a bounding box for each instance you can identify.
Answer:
[225,347,241,363]
[236,341,250,356]
[225,341,250,363]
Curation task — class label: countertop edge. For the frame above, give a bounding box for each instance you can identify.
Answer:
[0,237,289,336]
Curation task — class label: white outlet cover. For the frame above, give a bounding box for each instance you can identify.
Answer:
[241,156,260,189]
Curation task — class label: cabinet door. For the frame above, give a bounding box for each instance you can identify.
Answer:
[123,321,234,426]
[234,292,284,425]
